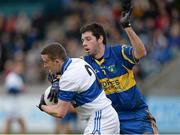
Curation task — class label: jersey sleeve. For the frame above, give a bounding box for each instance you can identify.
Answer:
[113,45,139,69]
[58,77,79,102]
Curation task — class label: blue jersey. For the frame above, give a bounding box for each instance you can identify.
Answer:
[83,45,148,120]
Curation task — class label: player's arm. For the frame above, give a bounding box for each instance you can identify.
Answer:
[41,100,71,118]
[124,27,147,59]
[120,0,147,59]
[69,104,77,113]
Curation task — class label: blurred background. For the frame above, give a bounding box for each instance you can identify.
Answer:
[0,0,179,134]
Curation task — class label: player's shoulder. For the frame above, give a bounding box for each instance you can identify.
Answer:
[64,58,88,76]
[61,58,92,86]
[108,44,124,50]
[71,58,88,66]
[108,44,131,54]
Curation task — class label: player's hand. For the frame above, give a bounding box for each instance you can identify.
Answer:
[48,72,58,84]
[121,0,132,11]
[48,79,59,103]
[37,94,46,111]
[47,72,60,103]
[120,0,133,28]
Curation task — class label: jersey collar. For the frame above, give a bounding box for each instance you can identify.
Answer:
[89,45,110,61]
[103,45,110,59]
[61,57,72,75]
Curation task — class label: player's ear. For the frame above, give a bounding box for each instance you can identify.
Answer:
[98,35,103,44]
[55,59,61,64]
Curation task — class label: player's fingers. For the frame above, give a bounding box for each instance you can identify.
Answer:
[49,92,54,102]
[54,93,58,103]
[54,98,58,103]
[47,91,52,99]
[128,8,133,17]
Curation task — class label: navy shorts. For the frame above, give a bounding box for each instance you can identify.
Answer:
[120,109,158,134]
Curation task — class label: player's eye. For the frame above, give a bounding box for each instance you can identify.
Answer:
[86,37,91,41]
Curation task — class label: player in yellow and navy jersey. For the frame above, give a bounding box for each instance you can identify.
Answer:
[82,43,158,134]
[80,9,158,134]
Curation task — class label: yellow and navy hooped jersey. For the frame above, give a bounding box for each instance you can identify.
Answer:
[83,45,148,119]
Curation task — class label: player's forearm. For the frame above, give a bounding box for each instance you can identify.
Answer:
[41,105,66,118]
[124,27,147,59]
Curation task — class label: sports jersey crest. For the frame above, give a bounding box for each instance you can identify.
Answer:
[108,65,116,73]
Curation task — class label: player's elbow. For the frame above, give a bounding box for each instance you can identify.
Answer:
[134,49,147,59]
[141,48,147,57]
[138,47,147,58]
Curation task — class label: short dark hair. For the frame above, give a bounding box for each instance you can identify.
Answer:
[41,42,67,61]
[80,23,107,45]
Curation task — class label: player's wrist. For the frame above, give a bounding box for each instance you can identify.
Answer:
[121,22,131,29]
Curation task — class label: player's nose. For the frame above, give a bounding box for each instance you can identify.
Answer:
[82,40,87,47]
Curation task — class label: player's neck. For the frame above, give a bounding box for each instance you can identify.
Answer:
[94,45,105,60]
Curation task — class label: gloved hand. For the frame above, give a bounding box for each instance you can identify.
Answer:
[47,73,59,103]
[48,80,59,103]
[120,0,133,28]
[48,73,59,84]
[37,94,46,111]
[121,0,131,11]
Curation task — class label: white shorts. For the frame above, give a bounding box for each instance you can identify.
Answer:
[84,105,120,134]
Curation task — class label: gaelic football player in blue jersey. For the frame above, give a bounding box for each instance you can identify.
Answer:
[37,43,120,134]
[79,4,158,135]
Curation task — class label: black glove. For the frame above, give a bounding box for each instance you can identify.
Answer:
[120,0,133,28]
[37,94,46,111]
[121,0,131,11]
[48,80,59,103]
[48,73,59,84]
[47,73,60,103]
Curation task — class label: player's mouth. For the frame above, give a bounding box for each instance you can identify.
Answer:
[84,48,90,53]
